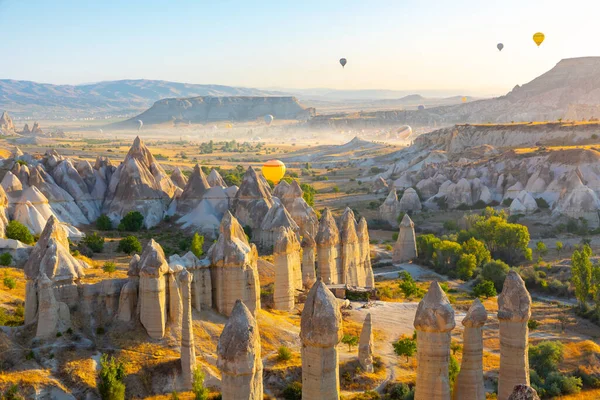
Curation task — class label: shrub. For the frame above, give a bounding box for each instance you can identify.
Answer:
[98,354,125,400]
[117,236,142,254]
[0,252,13,266]
[96,214,113,230]
[277,346,292,361]
[3,275,16,290]
[5,220,34,244]
[472,280,497,298]
[282,382,302,400]
[449,354,460,386]
[456,253,477,281]
[528,319,540,330]
[443,220,459,231]
[399,271,420,298]
[103,262,117,275]
[535,197,549,209]
[341,334,359,351]
[83,232,105,253]
[392,233,399,241]
[117,211,144,232]
[481,260,510,292]
[529,341,563,376]
[192,366,209,400]
[191,233,204,258]
[385,383,414,400]
[393,334,417,362]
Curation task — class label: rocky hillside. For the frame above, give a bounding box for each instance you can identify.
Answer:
[115,96,314,127]
[0,79,279,118]
[309,57,600,128]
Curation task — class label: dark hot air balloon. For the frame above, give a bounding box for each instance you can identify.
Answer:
[339,58,347,68]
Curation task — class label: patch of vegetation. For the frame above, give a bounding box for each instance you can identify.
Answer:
[117,211,144,232]
[96,214,113,230]
[0,252,13,266]
[535,197,549,209]
[393,332,417,362]
[472,280,497,298]
[192,366,209,400]
[529,341,582,397]
[103,261,117,276]
[98,354,126,400]
[117,236,142,254]
[277,346,292,362]
[190,233,204,258]
[341,334,359,351]
[82,232,105,253]
[3,273,16,290]
[282,382,302,400]
[5,220,34,244]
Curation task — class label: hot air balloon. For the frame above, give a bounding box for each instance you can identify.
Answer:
[339,58,347,68]
[533,32,545,47]
[418,105,425,111]
[462,97,467,103]
[264,114,274,125]
[225,123,233,129]
[137,120,143,131]
[262,160,286,184]
[497,43,504,51]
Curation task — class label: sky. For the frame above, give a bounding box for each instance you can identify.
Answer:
[1,0,599,96]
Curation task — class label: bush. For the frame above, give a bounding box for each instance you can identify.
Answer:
[472,280,497,298]
[191,233,204,258]
[0,252,13,266]
[282,382,302,400]
[98,354,126,400]
[96,214,113,230]
[192,366,209,400]
[449,354,460,386]
[6,220,34,244]
[117,236,142,254]
[117,211,144,232]
[82,232,105,253]
[385,383,414,400]
[393,334,417,362]
[535,197,549,209]
[481,260,510,292]
[456,253,477,280]
[443,220,459,231]
[103,262,117,275]
[277,346,292,362]
[529,341,563,376]
[3,275,16,290]
[528,319,540,330]
[341,334,359,351]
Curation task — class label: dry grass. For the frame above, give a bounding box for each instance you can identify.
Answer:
[0,267,26,302]
[59,353,97,390]
[0,369,68,392]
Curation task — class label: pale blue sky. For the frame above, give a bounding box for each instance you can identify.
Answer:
[1,0,598,95]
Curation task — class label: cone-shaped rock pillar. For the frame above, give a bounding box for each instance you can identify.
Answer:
[139,239,170,339]
[358,313,374,372]
[454,299,488,400]
[300,278,343,400]
[315,208,341,284]
[217,300,263,400]
[414,281,456,400]
[393,214,417,263]
[301,232,317,287]
[273,226,302,311]
[498,271,532,400]
[357,217,375,288]
[180,269,196,390]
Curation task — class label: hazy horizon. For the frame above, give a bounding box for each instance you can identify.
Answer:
[1,0,599,97]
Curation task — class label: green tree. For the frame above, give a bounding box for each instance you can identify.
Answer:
[341,334,359,351]
[472,216,531,264]
[192,366,209,400]
[415,234,441,265]
[190,233,204,258]
[461,238,491,268]
[96,214,113,230]
[103,262,117,276]
[83,232,105,253]
[432,240,463,274]
[393,335,417,363]
[0,253,13,266]
[300,183,316,207]
[282,382,302,400]
[456,253,477,281]
[117,211,144,232]
[398,271,418,298]
[3,275,16,290]
[98,354,126,400]
[5,220,34,244]
[449,354,460,386]
[472,280,497,298]
[481,260,510,292]
[117,236,142,255]
[529,341,564,376]
[572,245,593,309]
[555,241,563,257]
[536,241,547,259]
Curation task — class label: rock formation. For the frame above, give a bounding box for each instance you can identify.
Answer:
[103,136,176,228]
[0,185,8,237]
[371,176,388,194]
[207,211,261,316]
[36,274,70,338]
[31,122,43,134]
[315,208,341,284]
[207,168,227,187]
[398,188,422,213]
[180,269,196,390]
[170,167,188,189]
[301,233,317,287]
[274,180,319,237]
[217,300,263,400]
[454,299,488,400]
[508,385,540,400]
[414,281,456,400]
[300,279,343,400]
[232,166,274,239]
[358,313,374,373]
[273,226,302,311]
[169,252,212,311]
[168,265,183,333]
[393,214,417,263]
[357,217,375,288]
[258,198,299,251]
[22,123,31,135]
[177,185,232,238]
[138,239,170,339]
[340,208,364,286]
[0,111,15,134]
[498,271,532,400]
[379,189,401,228]
[176,164,210,214]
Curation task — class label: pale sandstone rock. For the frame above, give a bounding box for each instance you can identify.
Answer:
[393,214,417,263]
[176,164,210,215]
[398,188,422,213]
[258,198,299,251]
[300,279,343,400]
[1,171,23,193]
[207,211,261,316]
[358,313,374,373]
[217,300,263,400]
[180,269,196,390]
[301,233,317,287]
[379,189,400,228]
[117,279,138,323]
[275,180,319,237]
[454,299,488,400]
[168,265,183,334]
[340,208,364,286]
[171,167,188,189]
[498,271,532,400]
[36,274,70,338]
[207,168,227,188]
[315,208,341,284]
[139,239,170,339]
[357,217,375,288]
[232,166,274,238]
[0,185,8,237]
[371,176,389,194]
[169,252,212,311]
[508,385,540,400]
[414,282,456,400]
[273,226,302,311]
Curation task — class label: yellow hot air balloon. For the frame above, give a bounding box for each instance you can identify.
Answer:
[262,159,286,184]
[533,32,545,47]
[462,96,467,103]
[225,123,233,129]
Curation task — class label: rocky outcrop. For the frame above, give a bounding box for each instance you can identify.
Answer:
[170,167,188,189]
[103,136,176,228]
[274,180,319,237]
[358,313,374,373]
[454,299,488,400]
[168,265,183,333]
[0,111,15,134]
[379,190,401,228]
[371,177,389,194]
[273,227,302,311]
[257,199,299,251]
[357,217,375,288]
[300,279,343,400]
[340,208,364,286]
[315,208,341,284]
[301,233,317,287]
[398,188,422,213]
[498,271,532,400]
[414,282,456,400]
[217,300,263,400]
[138,239,170,339]
[169,252,212,311]
[393,214,417,263]
[36,274,70,338]
[177,185,232,238]
[180,269,196,390]
[207,212,261,316]
[176,164,210,215]
[232,166,274,238]
[0,186,8,237]
[207,168,227,188]
[508,385,540,400]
